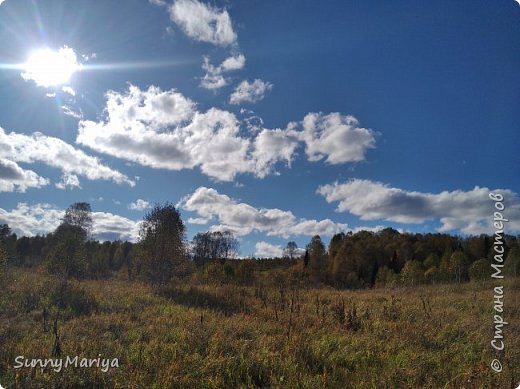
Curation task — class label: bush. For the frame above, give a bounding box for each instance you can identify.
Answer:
[50,281,98,317]
[0,242,8,280]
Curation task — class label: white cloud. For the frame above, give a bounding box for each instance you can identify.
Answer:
[169,0,237,46]
[62,86,76,96]
[229,79,273,105]
[149,0,166,6]
[187,217,209,225]
[0,203,140,242]
[61,105,83,119]
[77,85,251,181]
[0,159,49,192]
[181,186,347,238]
[77,86,253,181]
[252,129,299,177]
[0,203,63,237]
[200,54,245,90]
[255,241,283,257]
[55,173,81,190]
[77,85,377,182]
[128,199,151,211]
[292,112,376,164]
[0,127,134,187]
[92,211,140,242]
[318,179,520,234]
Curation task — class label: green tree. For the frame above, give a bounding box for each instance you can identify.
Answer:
[46,223,88,279]
[504,247,520,277]
[375,265,399,287]
[137,203,189,285]
[328,233,345,261]
[113,244,126,270]
[45,203,93,278]
[400,260,425,286]
[423,253,440,269]
[62,202,93,238]
[236,260,256,285]
[283,241,299,260]
[424,266,440,284]
[0,241,8,281]
[306,235,329,282]
[440,250,469,283]
[468,258,489,281]
[192,231,239,264]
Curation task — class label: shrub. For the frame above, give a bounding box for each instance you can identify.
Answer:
[50,281,98,317]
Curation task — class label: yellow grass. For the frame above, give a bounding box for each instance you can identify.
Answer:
[1,267,519,388]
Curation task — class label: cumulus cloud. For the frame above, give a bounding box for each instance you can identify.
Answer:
[92,211,141,242]
[200,53,245,90]
[0,203,140,241]
[128,199,151,211]
[77,85,377,181]
[0,127,134,187]
[181,186,347,238]
[229,79,273,105]
[55,173,81,190]
[318,179,520,234]
[255,241,283,258]
[62,86,76,96]
[291,113,377,164]
[187,217,210,225]
[169,0,237,46]
[0,159,49,192]
[252,129,299,177]
[0,203,63,237]
[77,86,251,181]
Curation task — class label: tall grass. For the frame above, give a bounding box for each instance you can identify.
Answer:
[0,267,518,388]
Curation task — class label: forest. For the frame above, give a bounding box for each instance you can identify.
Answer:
[1,202,519,287]
[0,202,519,387]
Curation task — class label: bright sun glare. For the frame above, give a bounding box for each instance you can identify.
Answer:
[22,46,80,87]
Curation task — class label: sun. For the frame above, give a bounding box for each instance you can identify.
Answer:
[21,46,80,87]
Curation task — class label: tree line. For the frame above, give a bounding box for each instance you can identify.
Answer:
[1,202,519,288]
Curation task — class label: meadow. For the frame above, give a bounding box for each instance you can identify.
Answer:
[1,266,519,388]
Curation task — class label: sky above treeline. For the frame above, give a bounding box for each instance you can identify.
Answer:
[0,0,519,257]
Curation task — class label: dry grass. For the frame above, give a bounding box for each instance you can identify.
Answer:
[1,267,519,388]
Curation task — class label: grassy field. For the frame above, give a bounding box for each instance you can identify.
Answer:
[0,267,519,388]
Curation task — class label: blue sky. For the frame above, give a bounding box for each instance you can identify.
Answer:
[0,0,519,257]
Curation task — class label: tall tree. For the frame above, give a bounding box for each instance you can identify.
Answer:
[137,203,189,285]
[45,203,93,279]
[283,241,299,260]
[46,223,87,279]
[328,233,345,261]
[307,235,329,282]
[0,240,8,281]
[504,246,520,277]
[192,230,239,264]
[62,202,93,238]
